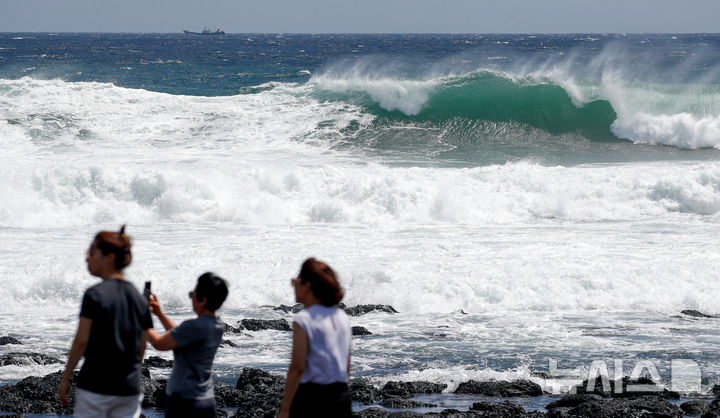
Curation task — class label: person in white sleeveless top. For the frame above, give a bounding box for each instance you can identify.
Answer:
[278,258,352,418]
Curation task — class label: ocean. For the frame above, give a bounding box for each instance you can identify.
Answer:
[1,33,720,414]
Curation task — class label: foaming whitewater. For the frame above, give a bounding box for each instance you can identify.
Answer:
[2,34,720,405]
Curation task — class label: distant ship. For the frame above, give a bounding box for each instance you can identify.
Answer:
[183,28,225,35]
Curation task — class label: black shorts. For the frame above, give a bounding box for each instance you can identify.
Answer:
[290,382,352,418]
[165,392,217,418]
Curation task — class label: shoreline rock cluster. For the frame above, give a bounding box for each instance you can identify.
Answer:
[3,366,720,417]
[2,308,720,416]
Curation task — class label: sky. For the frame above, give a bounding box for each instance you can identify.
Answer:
[1,0,719,34]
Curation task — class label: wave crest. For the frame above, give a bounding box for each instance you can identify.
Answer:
[312,63,720,149]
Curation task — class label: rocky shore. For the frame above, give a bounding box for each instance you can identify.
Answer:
[2,364,720,417]
[2,307,720,417]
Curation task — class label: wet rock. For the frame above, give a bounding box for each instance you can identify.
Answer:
[455,379,543,397]
[470,400,526,416]
[0,352,62,366]
[237,319,291,332]
[343,304,399,316]
[220,339,238,347]
[232,367,285,417]
[379,397,437,408]
[0,336,22,345]
[352,326,372,336]
[430,410,481,417]
[681,310,720,318]
[351,381,383,404]
[711,384,720,396]
[144,355,173,368]
[571,376,680,399]
[375,411,425,418]
[382,381,447,398]
[701,397,720,418]
[0,370,76,415]
[235,367,285,393]
[545,394,603,409]
[141,375,166,409]
[213,381,243,408]
[273,304,304,314]
[354,407,391,417]
[681,399,709,416]
[549,395,682,418]
[224,322,243,333]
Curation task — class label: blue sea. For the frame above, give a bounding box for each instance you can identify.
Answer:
[2,33,720,414]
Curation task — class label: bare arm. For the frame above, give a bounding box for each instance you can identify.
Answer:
[278,324,308,418]
[147,327,178,351]
[347,348,351,382]
[146,294,179,351]
[58,317,92,406]
[138,330,149,360]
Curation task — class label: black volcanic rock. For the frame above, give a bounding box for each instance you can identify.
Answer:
[681,399,709,416]
[0,336,22,345]
[224,322,243,333]
[470,400,526,416]
[0,371,76,415]
[233,368,286,417]
[0,352,62,366]
[352,326,372,336]
[220,339,238,347]
[144,355,173,368]
[382,381,447,398]
[351,382,383,404]
[550,395,682,418]
[681,310,720,318]
[343,304,399,316]
[379,397,437,408]
[235,367,285,393]
[273,304,304,314]
[140,375,166,409]
[701,397,720,418]
[455,379,543,397]
[354,407,392,417]
[545,394,603,409]
[237,319,291,332]
[571,376,680,399]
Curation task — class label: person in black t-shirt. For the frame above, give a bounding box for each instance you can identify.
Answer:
[58,225,153,418]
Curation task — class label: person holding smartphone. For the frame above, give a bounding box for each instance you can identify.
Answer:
[146,272,229,418]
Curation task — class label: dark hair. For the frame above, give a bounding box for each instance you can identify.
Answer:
[298,258,344,307]
[94,225,132,270]
[195,272,229,312]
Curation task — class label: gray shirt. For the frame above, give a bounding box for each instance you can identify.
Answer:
[166,315,224,399]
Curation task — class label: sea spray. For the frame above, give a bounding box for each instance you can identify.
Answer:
[3,33,720,405]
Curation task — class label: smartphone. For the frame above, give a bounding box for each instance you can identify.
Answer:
[143,281,151,300]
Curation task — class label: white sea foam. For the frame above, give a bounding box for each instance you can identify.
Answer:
[311,59,438,115]
[525,51,720,149]
[613,112,720,149]
[2,76,720,388]
[3,155,720,228]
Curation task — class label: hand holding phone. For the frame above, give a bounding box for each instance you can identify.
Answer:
[143,281,151,300]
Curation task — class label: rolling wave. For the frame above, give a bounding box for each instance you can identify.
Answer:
[311,69,720,149]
